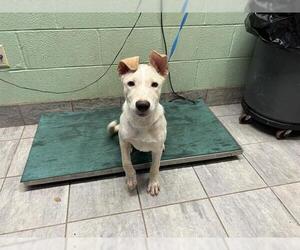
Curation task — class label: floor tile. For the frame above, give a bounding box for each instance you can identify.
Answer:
[20,102,72,125]
[211,189,300,237]
[0,106,24,128]
[0,177,69,234]
[194,157,266,197]
[147,238,228,250]
[272,182,300,223]
[138,167,206,208]
[67,211,146,237]
[7,138,33,177]
[210,104,242,117]
[68,177,140,222]
[0,126,24,141]
[67,238,146,250]
[243,142,300,186]
[226,238,300,250]
[22,125,38,138]
[72,97,121,111]
[0,140,19,178]
[280,139,300,157]
[0,224,65,238]
[0,237,65,249]
[218,115,275,145]
[143,200,227,237]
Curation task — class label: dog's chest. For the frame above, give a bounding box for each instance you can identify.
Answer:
[128,128,163,152]
[121,124,166,152]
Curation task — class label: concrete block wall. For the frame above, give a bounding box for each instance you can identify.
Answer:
[0,13,256,106]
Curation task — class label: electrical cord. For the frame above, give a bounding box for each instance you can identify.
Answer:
[1,8,195,103]
[160,0,195,104]
[0,13,142,94]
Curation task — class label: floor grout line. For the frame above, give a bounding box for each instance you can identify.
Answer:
[242,153,270,187]
[192,166,230,237]
[209,186,268,199]
[64,184,71,237]
[136,187,149,237]
[0,138,20,142]
[269,180,300,188]
[0,223,66,236]
[270,187,300,226]
[0,136,35,143]
[0,128,25,193]
[67,209,141,224]
[141,197,209,211]
[243,152,300,225]
[0,179,4,192]
[222,238,232,250]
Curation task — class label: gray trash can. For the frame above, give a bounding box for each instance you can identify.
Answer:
[240,14,300,139]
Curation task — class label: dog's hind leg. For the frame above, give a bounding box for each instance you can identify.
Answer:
[148,147,163,196]
[119,137,137,191]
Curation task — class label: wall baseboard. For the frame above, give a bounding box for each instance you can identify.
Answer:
[0,87,242,128]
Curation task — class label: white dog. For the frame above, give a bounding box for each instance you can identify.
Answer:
[107,51,168,196]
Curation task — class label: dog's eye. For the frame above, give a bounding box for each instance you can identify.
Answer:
[151,82,159,88]
[127,81,135,87]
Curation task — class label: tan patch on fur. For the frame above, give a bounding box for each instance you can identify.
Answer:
[118,56,140,75]
[149,50,168,77]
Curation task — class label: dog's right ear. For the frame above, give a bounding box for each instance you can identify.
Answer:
[117,56,140,75]
[149,50,168,77]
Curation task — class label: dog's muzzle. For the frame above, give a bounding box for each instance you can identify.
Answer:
[136,100,150,116]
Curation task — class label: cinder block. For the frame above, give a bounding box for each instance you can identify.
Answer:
[196,58,250,89]
[0,65,122,105]
[99,27,163,65]
[55,13,205,29]
[205,13,246,25]
[164,25,235,61]
[230,25,256,58]
[0,32,25,69]
[0,13,56,31]
[18,30,102,68]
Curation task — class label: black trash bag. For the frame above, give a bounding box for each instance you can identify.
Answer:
[246,0,300,12]
[245,13,300,50]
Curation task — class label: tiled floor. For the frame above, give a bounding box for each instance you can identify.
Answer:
[0,104,299,239]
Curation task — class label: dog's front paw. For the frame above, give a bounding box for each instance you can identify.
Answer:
[147,180,160,196]
[126,175,137,191]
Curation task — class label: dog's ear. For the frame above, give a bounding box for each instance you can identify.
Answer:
[118,56,140,75]
[149,50,168,77]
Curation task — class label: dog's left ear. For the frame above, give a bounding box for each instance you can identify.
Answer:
[149,50,169,77]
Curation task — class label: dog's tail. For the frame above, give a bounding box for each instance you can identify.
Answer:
[107,120,119,136]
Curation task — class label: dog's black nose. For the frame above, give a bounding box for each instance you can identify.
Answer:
[136,100,150,112]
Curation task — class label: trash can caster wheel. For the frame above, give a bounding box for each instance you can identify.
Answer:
[239,113,253,124]
[275,130,292,140]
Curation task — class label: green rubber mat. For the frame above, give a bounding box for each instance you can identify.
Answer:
[21,99,242,186]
